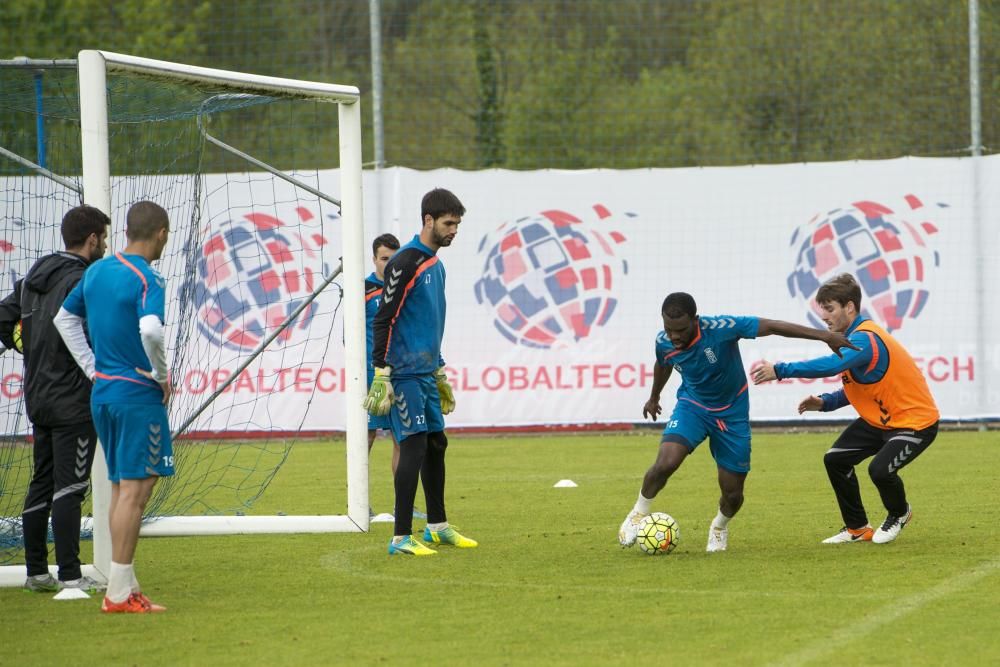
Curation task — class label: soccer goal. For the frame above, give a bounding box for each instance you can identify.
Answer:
[0,52,369,586]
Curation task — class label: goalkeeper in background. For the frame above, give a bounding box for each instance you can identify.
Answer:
[365,234,401,480]
[619,292,856,553]
[751,273,939,545]
[56,201,173,613]
[365,232,424,519]
[365,188,477,556]
[0,205,109,594]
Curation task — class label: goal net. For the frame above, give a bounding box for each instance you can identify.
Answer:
[0,52,369,582]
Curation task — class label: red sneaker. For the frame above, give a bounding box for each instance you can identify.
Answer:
[101,592,166,613]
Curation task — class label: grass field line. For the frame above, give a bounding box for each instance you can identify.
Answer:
[768,557,1000,666]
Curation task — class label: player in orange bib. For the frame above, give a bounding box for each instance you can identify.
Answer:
[752,273,939,545]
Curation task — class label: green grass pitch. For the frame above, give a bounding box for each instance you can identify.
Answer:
[4,430,998,665]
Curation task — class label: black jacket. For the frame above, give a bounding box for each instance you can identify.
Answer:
[0,252,92,426]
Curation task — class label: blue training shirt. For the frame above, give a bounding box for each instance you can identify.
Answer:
[371,235,446,377]
[364,271,384,380]
[62,252,166,405]
[655,315,759,415]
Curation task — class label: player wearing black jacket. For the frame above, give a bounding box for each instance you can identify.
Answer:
[0,205,109,592]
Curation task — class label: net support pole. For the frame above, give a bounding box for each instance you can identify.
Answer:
[339,98,369,531]
[77,50,112,579]
[968,0,988,423]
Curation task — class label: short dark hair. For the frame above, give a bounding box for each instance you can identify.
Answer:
[816,273,863,311]
[661,292,697,319]
[61,205,110,249]
[372,233,400,256]
[421,188,465,223]
[125,201,169,241]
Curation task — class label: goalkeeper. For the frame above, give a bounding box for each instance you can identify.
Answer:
[365,188,477,556]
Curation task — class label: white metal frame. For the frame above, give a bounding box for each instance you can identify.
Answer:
[0,51,369,587]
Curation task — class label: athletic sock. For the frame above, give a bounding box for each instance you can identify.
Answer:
[427,521,448,532]
[391,535,406,545]
[107,561,132,603]
[712,509,731,529]
[633,492,653,515]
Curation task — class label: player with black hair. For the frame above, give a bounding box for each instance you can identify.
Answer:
[0,205,109,593]
[365,188,477,555]
[619,292,856,552]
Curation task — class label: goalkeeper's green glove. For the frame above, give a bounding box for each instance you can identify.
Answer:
[435,367,456,415]
[363,367,394,416]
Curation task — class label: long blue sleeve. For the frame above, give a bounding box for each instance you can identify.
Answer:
[774,329,873,380]
[820,389,850,412]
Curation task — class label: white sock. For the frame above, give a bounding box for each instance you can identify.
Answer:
[130,567,141,594]
[427,521,448,532]
[712,509,732,529]
[633,492,653,515]
[107,561,133,603]
[392,535,406,544]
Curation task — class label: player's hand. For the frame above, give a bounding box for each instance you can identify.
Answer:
[642,397,662,421]
[798,395,823,414]
[751,361,777,385]
[136,367,172,405]
[363,367,394,416]
[825,332,859,357]
[435,367,456,415]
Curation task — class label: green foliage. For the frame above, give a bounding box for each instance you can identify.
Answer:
[3,0,1000,169]
[3,431,999,664]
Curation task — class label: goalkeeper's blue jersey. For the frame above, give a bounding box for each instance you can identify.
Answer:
[654,315,759,415]
[62,252,167,405]
[364,272,384,380]
[371,235,446,378]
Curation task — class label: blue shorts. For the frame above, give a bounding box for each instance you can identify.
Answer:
[92,401,174,483]
[389,374,445,444]
[368,412,392,431]
[661,399,752,474]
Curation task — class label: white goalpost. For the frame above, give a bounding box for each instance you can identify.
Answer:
[0,52,370,587]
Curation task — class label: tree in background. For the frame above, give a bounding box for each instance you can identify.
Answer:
[3,0,999,170]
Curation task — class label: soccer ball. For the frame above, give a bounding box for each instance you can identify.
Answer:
[637,512,679,555]
[11,320,22,353]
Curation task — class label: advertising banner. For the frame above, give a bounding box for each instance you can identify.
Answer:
[2,156,996,431]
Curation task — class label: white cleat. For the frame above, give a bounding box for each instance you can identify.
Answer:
[872,506,912,544]
[618,510,646,548]
[706,525,728,552]
[822,525,874,544]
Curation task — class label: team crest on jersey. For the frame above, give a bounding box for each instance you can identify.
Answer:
[704,347,717,363]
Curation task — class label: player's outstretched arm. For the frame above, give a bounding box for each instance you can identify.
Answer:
[756,318,858,356]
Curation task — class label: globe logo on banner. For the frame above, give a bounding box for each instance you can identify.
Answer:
[474,204,632,349]
[192,208,330,351]
[787,195,943,332]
